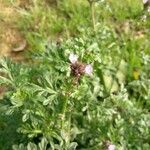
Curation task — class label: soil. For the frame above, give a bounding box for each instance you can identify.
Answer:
[0,0,27,60]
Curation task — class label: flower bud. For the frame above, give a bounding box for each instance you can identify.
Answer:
[69,53,78,64]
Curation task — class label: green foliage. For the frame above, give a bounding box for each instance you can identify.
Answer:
[0,112,22,150]
[0,0,150,149]
[108,0,142,20]
[0,22,150,149]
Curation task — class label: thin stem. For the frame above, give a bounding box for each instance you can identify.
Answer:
[98,69,108,94]
[89,0,96,31]
[61,96,67,128]
[91,2,96,31]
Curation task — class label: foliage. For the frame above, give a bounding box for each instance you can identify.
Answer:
[0,22,150,149]
[0,0,150,149]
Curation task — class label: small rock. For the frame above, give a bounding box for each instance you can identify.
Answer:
[12,40,27,52]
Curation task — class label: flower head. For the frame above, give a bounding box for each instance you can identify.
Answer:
[108,144,115,150]
[69,53,78,64]
[84,64,93,75]
[143,0,148,4]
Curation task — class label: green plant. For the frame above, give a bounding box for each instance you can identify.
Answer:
[0,23,150,149]
[0,0,150,149]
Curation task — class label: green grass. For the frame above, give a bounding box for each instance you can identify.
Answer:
[11,0,149,54]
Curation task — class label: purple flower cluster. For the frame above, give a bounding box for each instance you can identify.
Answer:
[69,53,93,76]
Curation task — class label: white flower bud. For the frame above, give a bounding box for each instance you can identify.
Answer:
[69,53,78,64]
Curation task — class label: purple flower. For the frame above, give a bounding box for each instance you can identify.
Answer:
[69,53,78,64]
[108,144,115,150]
[84,64,93,75]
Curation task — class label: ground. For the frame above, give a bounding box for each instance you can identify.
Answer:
[0,0,27,60]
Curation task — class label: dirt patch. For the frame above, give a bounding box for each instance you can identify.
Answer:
[0,1,27,60]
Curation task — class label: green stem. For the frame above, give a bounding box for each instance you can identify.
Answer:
[61,96,67,128]
[61,84,73,128]
[108,57,122,93]
[98,69,107,94]
[89,1,96,31]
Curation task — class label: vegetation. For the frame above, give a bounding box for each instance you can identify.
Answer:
[0,0,150,149]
